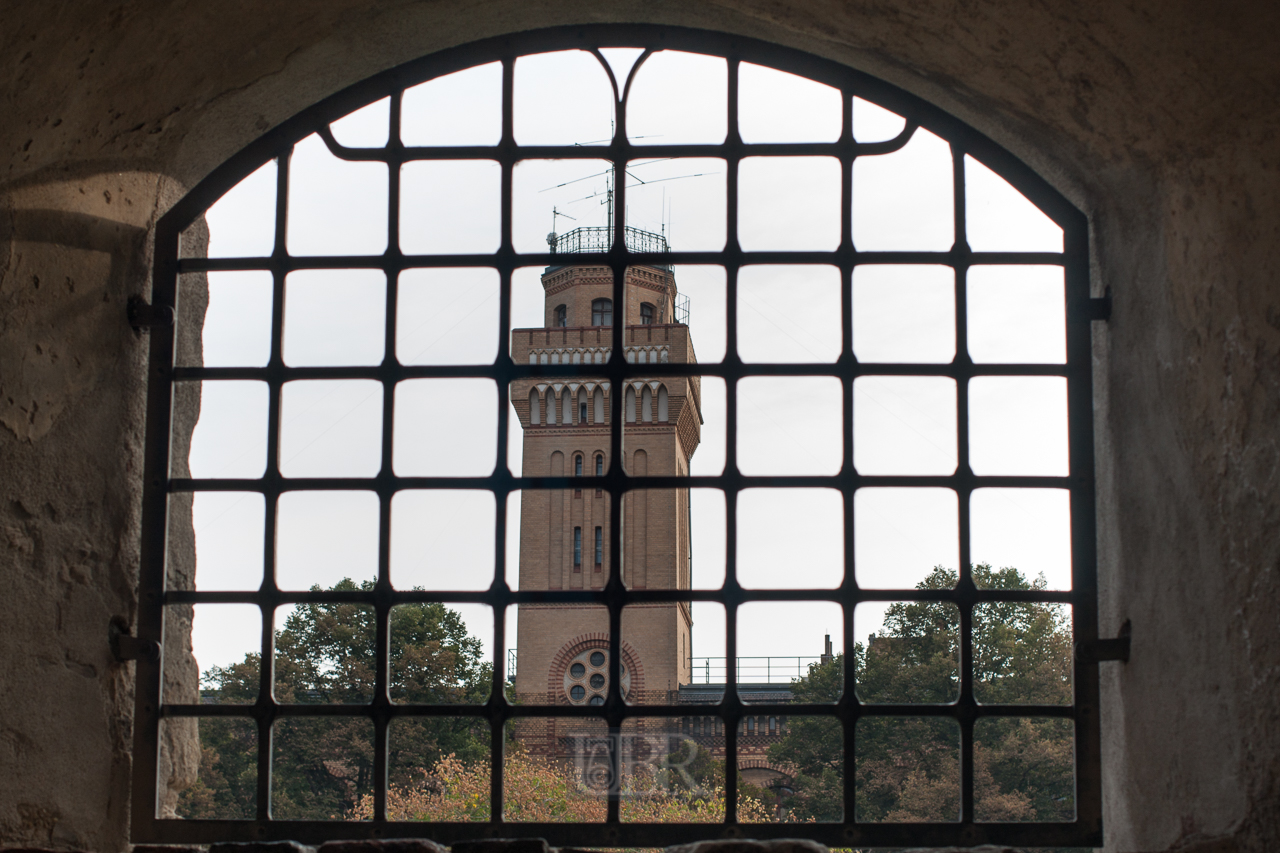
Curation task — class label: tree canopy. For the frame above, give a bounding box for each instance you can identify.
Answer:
[769,564,1074,825]
[178,579,492,820]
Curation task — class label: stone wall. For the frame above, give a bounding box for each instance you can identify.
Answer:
[1,2,1278,852]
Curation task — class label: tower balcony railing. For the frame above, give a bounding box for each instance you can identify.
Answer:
[689,656,826,685]
[548,225,671,257]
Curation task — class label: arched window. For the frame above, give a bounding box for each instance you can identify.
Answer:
[595,453,603,476]
[140,25,1096,851]
[591,298,612,326]
[574,454,583,477]
[640,302,655,324]
[578,388,588,424]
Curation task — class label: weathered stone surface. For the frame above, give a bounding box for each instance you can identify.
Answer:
[666,840,828,853]
[208,843,315,853]
[450,841,548,853]
[320,840,448,853]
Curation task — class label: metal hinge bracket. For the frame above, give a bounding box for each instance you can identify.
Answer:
[127,295,175,331]
[1075,619,1131,663]
[110,617,161,663]
[1074,287,1113,322]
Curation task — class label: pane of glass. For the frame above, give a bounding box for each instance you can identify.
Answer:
[512,159,613,254]
[739,157,841,251]
[738,265,841,363]
[279,379,383,478]
[690,376,726,477]
[515,50,613,146]
[509,266,549,338]
[286,134,388,256]
[965,155,1064,253]
[503,716,606,822]
[967,265,1066,364]
[769,712,843,822]
[506,485,588,590]
[398,268,499,365]
[736,601,843,694]
[283,270,386,367]
[177,271,273,368]
[620,601,705,702]
[276,490,379,591]
[391,490,496,590]
[739,62,841,144]
[182,380,269,479]
[621,489,696,590]
[625,157,726,252]
[971,488,1072,590]
[855,487,958,590]
[175,491,265,591]
[171,717,256,819]
[673,265,725,363]
[855,717,959,822]
[737,376,843,476]
[390,603,493,703]
[853,376,957,475]
[385,717,491,820]
[627,51,727,145]
[330,97,389,148]
[195,160,276,259]
[272,717,372,819]
[974,718,1075,821]
[400,160,501,255]
[738,488,843,589]
[968,376,1069,476]
[185,603,262,703]
[853,127,953,251]
[392,378,497,476]
[852,97,906,143]
[855,601,959,703]
[274,600,375,703]
[690,488,726,590]
[852,265,955,364]
[402,62,502,147]
[974,602,1073,705]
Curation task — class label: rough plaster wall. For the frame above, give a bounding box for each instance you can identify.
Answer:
[0,2,1277,852]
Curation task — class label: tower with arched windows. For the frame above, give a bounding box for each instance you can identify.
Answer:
[509,229,700,755]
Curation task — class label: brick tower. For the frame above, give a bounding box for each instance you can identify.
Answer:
[509,227,701,761]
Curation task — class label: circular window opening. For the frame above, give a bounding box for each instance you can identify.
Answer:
[563,648,632,704]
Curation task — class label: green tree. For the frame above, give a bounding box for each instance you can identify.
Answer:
[769,564,1074,826]
[178,579,492,820]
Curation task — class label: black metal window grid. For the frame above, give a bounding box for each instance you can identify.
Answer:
[134,24,1101,848]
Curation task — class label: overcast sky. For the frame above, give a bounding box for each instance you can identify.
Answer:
[182,49,1071,682]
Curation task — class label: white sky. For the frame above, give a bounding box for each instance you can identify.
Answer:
[184,50,1071,680]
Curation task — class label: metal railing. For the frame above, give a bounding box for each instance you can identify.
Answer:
[690,656,824,684]
[549,225,670,257]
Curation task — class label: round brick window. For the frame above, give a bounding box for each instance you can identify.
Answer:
[563,648,631,704]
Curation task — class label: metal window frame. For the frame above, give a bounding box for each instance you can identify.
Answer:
[133,23,1102,849]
